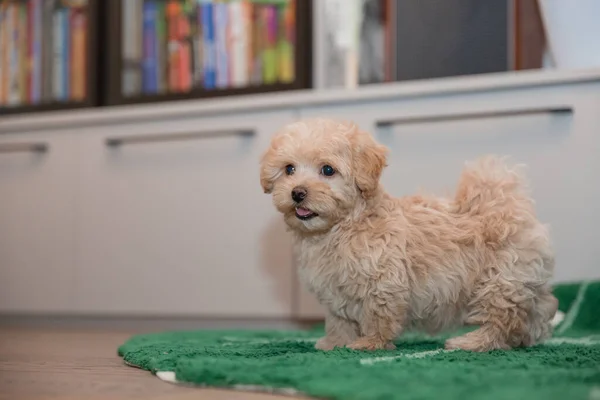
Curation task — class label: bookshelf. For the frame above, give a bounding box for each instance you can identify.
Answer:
[102,0,312,107]
[0,0,99,115]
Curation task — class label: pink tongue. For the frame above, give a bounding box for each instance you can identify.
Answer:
[296,207,313,217]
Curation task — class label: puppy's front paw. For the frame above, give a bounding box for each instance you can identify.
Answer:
[315,337,341,351]
[347,337,395,351]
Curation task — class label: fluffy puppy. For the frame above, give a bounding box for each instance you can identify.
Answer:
[260,118,558,352]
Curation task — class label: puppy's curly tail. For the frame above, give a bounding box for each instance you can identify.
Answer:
[452,155,537,245]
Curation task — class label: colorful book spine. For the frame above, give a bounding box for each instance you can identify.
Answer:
[122,0,143,96]
[193,2,203,86]
[156,1,167,92]
[0,4,5,105]
[63,7,70,100]
[70,8,87,100]
[214,1,229,88]
[178,4,192,92]
[250,3,263,85]
[201,0,216,89]
[228,0,248,88]
[278,0,295,83]
[31,0,43,103]
[8,3,21,105]
[244,1,254,86]
[262,5,277,84]
[167,0,181,92]
[42,0,55,102]
[142,0,159,94]
[26,0,33,104]
[19,2,28,103]
[52,7,65,101]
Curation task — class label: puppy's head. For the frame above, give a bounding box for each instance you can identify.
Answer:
[260,118,388,234]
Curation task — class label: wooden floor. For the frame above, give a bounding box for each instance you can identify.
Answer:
[0,328,296,400]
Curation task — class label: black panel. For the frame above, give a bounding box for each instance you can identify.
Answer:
[395,0,509,81]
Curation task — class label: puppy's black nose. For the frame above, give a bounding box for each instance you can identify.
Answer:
[291,186,307,203]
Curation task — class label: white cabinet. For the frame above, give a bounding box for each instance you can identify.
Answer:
[74,111,296,317]
[299,81,600,318]
[0,131,77,313]
[1,70,598,319]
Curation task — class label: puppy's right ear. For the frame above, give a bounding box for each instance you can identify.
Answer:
[259,137,282,194]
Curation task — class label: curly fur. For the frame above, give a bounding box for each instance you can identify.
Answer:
[260,118,558,352]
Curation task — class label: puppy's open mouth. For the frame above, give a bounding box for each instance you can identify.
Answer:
[295,207,318,220]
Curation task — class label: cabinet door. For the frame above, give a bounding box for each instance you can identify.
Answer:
[298,82,600,318]
[75,111,296,317]
[0,132,76,313]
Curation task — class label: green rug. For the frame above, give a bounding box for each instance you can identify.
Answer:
[119,281,600,400]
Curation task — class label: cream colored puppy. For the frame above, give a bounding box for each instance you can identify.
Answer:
[260,118,558,352]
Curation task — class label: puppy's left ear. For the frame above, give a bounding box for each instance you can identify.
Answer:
[349,127,388,198]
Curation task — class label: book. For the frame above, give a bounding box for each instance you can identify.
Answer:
[277,0,295,83]
[8,3,21,106]
[27,0,34,104]
[214,1,229,88]
[70,8,87,100]
[244,0,253,86]
[53,6,69,101]
[156,1,168,92]
[262,5,277,84]
[42,0,56,101]
[201,0,216,89]
[0,3,6,105]
[167,0,181,92]
[250,3,263,85]
[193,1,203,86]
[19,2,28,103]
[31,0,43,103]
[122,0,143,96]
[62,7,70,100]
[142,0,159,94]
[228,0,249,88]
[178,2,192,92]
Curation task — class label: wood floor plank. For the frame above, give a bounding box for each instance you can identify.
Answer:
[0,328,298,400]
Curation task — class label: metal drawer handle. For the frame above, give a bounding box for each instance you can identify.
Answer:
[0,142,48,154]
[106,129,255,147]
[376,106,573,127]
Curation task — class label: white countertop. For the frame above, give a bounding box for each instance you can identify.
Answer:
[2,67,600,134]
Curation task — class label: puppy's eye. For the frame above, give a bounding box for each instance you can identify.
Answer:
[285,164,295,175]
[321,165,336,177]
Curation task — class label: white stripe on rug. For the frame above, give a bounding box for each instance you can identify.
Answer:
[543,336,600,346]
[551,310,565,327]
[156,371,177,383]
[556,281,590,335]
[360,348,457,365]
[233,385,303,396]
[156,371,303,395]
[360,335,600,365]
[221,337,319,346]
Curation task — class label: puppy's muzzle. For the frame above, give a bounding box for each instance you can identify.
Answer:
[291,186,307,203]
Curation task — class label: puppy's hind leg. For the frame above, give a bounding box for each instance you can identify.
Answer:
[521,287,558,346]
[315,313,359,351]
[445,267,543,352]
